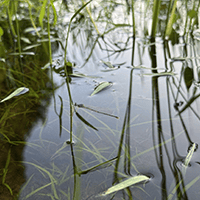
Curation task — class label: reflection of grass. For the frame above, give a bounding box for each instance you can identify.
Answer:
[1,0,200,199]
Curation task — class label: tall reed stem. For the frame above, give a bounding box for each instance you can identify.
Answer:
[151,0,161,38]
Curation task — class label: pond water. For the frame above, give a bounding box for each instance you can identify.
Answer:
[0,0,200,199]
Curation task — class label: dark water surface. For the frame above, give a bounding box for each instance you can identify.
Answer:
[0,1,200,200]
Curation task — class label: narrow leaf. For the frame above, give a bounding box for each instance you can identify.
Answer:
[102,175,149,195]
[165,0,177,37]
[9,52,35,56]
[39,0,48,29]
[58,95,63,137]
[79,157,117,175]
[142,72,176,77]
[184,143,196,167]
[20,37,31,44]
[101,60,115,68]
[75,103,119,119]
[50,0,57,26]
[75,111,98,131]
[23,44,41,51]
[91,81,112,96]
[0,87,29,103]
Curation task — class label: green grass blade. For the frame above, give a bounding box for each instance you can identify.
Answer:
[184,143,196,167]
[165,0,177,37]
[75,111,98,131]
[151,0,161,38]
[0,87,29,103]
[101,60,114,68]
[50,0,57,26]
[90,81,112,96]
[39,0,48,29]
[102,175,149,195]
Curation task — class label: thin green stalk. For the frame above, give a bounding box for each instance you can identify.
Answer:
[64,0,93,143]
[81,0,100,35]
[47,5,52,65]
[151,0,161,38]
[165,0,178,38]
[27,0,40,37]
[64,0,93,62]
[131,0,135,37]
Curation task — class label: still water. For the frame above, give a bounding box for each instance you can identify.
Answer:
[0,0,200,199]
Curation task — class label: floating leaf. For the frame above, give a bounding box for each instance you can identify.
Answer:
[75,111,98,131]
[184,143,196,167]
[101,60,114,68]
[102,175,149,195]
[70,73,100,78]
[91,81,112,96]
[142,72,176,77]
[0,87,29,103]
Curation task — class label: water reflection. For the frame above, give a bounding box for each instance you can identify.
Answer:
[1,0,200,200]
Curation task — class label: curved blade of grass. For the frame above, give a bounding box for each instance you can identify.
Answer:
[75,111,98,131]
[91,81,112,96]
[79,157,117,175]
[23,161,58,199]
[64,0,93,62]
[102,175,149,195]
[58,95,63,137]
[0,87,29,103]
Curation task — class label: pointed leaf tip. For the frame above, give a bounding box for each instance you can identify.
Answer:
[0,87,29,103]
[102,175,149,196]
[91,81,112,96]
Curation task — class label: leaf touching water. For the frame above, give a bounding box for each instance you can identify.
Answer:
[75,111,98,131]
[0,87,29,103]
[184,143,196,167]
[91,81,112,96]
[102,175,149,196]
[101,60,115,68]
[142,72,176,77]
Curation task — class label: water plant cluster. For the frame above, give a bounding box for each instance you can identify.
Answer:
[0,0,200,199]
